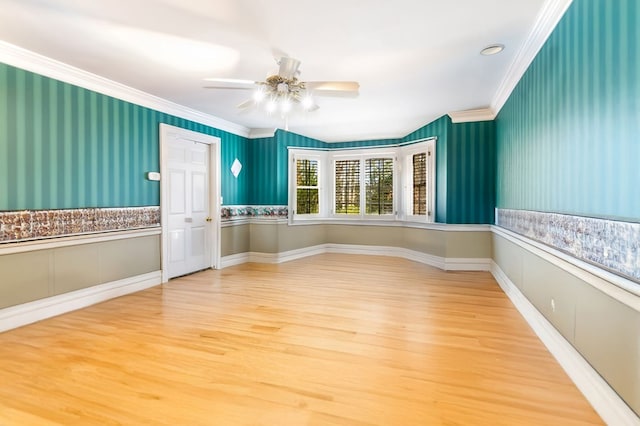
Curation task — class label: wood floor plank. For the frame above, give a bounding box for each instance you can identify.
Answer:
[0,254,602,425]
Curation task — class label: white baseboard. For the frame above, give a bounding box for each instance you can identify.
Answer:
[219,252,250,268]
[221,244,491,272]
[445,257,491,271]
[0,271,161,333]
[252,244,328,264]
[490,261,640,426]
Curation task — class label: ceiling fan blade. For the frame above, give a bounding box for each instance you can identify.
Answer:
[203,85,256,90]
[306,103,320,112]
[278,57,301,79]
[305,81,360,92]
[271,48,290,62]
[237,99,254,109]
[312,91,359,99]
[203,78,258,89]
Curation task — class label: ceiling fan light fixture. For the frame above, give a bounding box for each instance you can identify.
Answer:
[480,44,505,56]
[253,88,266,103]
[205,56,359,122]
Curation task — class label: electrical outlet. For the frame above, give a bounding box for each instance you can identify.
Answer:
[551,298,556,312]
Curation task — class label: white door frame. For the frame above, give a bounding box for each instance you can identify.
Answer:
[159,123,221,282]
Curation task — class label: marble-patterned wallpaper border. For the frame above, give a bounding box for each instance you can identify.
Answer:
[0,206,160,243]
[496,208,640,283]
[221,206,288,221]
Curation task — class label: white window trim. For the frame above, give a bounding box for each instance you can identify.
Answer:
[400,140,436,222]
[288,149,329,222]
[288,139,435,225]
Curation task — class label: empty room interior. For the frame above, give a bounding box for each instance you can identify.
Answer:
[0,0,638,424]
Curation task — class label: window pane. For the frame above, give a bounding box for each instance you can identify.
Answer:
[365,158,393,215]
[335,159,360,214]
[296,159,318,186]
[296,159,319,215]
[297,188,319,214]
[412,153,427,215]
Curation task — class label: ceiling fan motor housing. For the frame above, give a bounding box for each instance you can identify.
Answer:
[277,57,301,79]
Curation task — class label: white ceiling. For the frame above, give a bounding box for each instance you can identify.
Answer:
[0,0,552,142]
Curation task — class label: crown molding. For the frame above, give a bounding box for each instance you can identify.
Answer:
[448,108,496,123]
[248,128,277,139]
[0,41,250,138]
[491,0,573,116]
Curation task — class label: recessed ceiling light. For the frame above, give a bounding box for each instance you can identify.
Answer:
[480,44,505,56]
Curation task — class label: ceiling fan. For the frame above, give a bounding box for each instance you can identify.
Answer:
[204,56,359,115]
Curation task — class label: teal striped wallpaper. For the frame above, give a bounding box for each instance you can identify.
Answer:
[274,130,327,205]
[0,63,250,210]
[248,136,279,205]
[448,121,496,224]
[400,116,495,224]
[249,116,495,225]
[221,130,250,206]
[496,0,640,221]
[0,60,494,221]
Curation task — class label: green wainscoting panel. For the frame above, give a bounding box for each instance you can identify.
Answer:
[0,62,250,210]
[496,0,640,221]
[53,243,100,295]
[402,227,447,258]
[221,221,493,265]
[277,223,326,253]
[325,225,404,248]
[221,224,250,256]
[492,232,640,416]
[573,282,640,416]
[249,222,280,254]
[0,249,51,309]
[99,235,160,283]
[0,233,160,310]
[445,230,492,259]
[492,233,524,290]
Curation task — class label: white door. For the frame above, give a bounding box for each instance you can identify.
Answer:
[160,125,221,281]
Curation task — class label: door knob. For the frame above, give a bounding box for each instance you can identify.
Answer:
[205,217,212,222]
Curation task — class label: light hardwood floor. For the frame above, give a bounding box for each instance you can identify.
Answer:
[0,254,602,425]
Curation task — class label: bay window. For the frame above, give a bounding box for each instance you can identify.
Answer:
[289,138,434,223]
